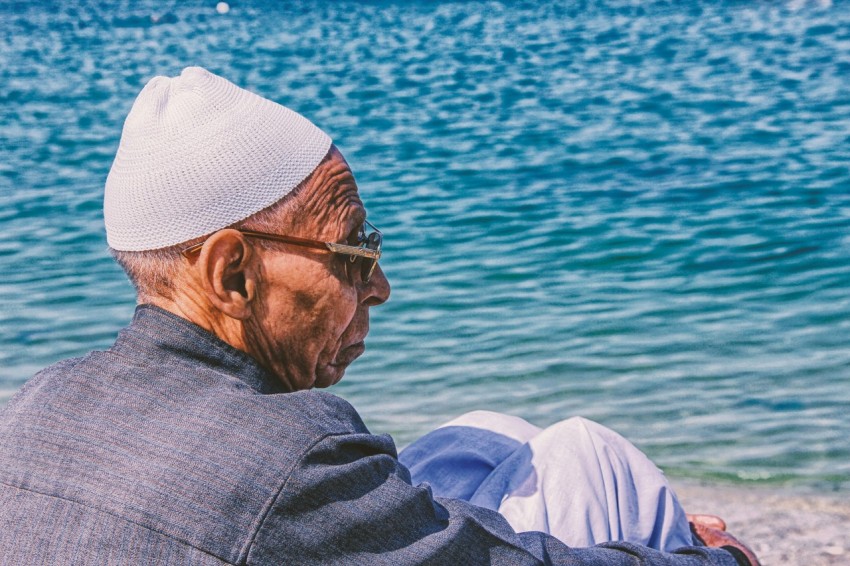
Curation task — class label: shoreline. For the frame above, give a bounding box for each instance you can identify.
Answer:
[671,479,849,565]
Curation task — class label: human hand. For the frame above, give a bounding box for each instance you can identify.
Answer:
[687,514,760,566]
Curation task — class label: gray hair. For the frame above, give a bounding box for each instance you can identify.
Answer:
[111,187,305,302]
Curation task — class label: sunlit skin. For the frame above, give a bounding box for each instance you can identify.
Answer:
[687,514,760,566]
[152,145,390,391]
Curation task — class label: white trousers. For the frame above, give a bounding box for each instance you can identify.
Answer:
[399,411,694,551]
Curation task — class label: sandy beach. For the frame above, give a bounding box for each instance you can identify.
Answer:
[674,481,849,565]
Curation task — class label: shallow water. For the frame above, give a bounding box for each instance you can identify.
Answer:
[2,0,849,490]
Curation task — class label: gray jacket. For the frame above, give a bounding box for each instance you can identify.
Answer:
[0,305,741,565]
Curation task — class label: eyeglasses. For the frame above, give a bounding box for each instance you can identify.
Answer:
[181,220,383,283]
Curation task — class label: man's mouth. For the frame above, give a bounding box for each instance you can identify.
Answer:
[330,341,366,368]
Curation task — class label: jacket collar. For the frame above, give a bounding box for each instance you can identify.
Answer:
[111,304,287,394]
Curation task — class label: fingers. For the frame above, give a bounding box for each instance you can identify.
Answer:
[689,523,760,566]
[687,513,727,531]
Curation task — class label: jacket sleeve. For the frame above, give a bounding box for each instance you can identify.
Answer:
[246,430,742,566]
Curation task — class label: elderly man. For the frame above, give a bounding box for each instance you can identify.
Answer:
[0,67,756,565]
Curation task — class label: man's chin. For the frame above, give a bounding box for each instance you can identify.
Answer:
[313,368,345,389]
[314,364,346,388]
[318,342,365,387]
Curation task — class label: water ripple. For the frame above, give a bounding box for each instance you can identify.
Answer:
[2,0,850,489]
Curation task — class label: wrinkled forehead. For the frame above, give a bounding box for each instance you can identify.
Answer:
[290,146,366,238]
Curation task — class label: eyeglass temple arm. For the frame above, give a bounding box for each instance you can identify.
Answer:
[237,231,329,251]
[243,231,380,259]
[326,242,381,260]
[180,231,328,258]
[182,231,380,260]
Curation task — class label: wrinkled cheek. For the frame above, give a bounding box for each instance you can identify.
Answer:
[323,309,358,359]
[292,288,320,312]
[314,289,358,351]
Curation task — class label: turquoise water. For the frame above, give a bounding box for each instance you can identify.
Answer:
[2,0,850,490]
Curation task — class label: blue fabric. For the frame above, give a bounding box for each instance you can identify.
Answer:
[0,305,740,565]
[400,412,694,551]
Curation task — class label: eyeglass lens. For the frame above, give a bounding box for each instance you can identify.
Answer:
[350,226,381,283]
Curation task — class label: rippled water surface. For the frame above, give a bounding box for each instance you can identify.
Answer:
[2,0,850,490]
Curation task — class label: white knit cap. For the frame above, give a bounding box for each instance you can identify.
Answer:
[104,66,332,251]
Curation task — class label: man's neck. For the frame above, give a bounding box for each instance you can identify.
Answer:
[142,293,249,356]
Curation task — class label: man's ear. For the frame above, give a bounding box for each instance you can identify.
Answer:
[196,229,256,320]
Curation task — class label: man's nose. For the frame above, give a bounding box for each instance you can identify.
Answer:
[360,264,390,306]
